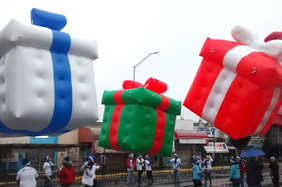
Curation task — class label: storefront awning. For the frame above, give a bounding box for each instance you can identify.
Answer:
[179,138,207,144]
[174,130,208,139]
[204,142,229,153]
[227,146,236,150]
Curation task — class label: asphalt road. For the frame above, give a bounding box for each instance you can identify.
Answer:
[71,171,279,187]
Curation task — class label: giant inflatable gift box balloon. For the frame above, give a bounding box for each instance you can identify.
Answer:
[0,8,99,136]
[98,78,181,157]
[184,25,282,140]
[261,31,282,157]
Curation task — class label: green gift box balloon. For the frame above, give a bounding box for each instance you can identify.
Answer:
[98,81,181,157]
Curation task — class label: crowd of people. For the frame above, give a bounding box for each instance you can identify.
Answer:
[126,153,280,187]
[192,155,213,187]
[126,154,155,185]
[14,153,280,187]
[15,155,100,187]
[126,153,214,186]
[193,155,280,187]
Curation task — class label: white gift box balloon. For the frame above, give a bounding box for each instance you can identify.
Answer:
[0,12,99,136]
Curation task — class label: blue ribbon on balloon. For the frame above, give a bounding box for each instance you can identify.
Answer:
[0,8,72,135]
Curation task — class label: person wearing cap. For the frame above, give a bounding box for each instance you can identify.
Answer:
[202,155,213,187]
[43,155,60,187]
[236,157,245,187]
[165,153,181,184]
[192,159,203,187]
[136,154,144,184]
[269,156,279,187]
[245,156,264,187]
[58,157,75,187]
[16,158,38,187]
[126,153,136,185]
[81,155,100,187]
[229,158,240,187]
[145,155,153,183]
[193,155,202,166]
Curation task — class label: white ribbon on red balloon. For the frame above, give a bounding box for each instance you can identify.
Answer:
[232,25,282,64]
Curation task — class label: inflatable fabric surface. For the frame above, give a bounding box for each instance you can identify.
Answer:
[98,87,181,157]
[0,9,99,136]
[184,38,282,140]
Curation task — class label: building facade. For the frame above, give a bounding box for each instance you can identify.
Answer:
[0,119,238,173]
[0,129,80,172]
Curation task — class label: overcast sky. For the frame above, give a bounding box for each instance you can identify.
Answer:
[1,0,282,122]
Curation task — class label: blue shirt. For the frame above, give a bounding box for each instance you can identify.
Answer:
[193,164,202,180]
[229,164,240,180]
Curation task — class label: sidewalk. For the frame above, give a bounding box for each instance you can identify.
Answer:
[71,171,280,187]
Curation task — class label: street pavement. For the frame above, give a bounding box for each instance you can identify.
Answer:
[0,166,279,187]
[70,171,280,187]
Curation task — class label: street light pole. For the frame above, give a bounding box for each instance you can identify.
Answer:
[133,52,158,81]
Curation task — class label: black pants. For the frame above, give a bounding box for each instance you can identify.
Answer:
[147,171,153,182]
[60,184,70,187]
[231,178,240,187]
[93,179,97,187]
[204,170,212,187]
[44,176,52,187]
[193,179,202,187]
[272,176,279,187]
[138,170,143,183]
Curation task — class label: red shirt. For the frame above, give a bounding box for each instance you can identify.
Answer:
[58,164,75,185]
[239,163,245,176]
[127,158,136,169]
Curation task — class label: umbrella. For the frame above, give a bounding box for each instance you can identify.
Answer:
[240,149,265,158]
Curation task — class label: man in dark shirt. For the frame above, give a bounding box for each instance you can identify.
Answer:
[269,156,279,187]
[245,156,264,187]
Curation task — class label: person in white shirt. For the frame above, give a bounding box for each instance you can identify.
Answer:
[165,153,181,184]
[43,156,60,187]
[81,155,100,187]
[193,153,196,160]
[136,155,144,184]
[145,155,153,183]
[202,155,213,187]
[16,158,38,187]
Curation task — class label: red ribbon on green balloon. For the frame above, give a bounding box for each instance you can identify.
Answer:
[122,77,167,94]
[98,78,181,157]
